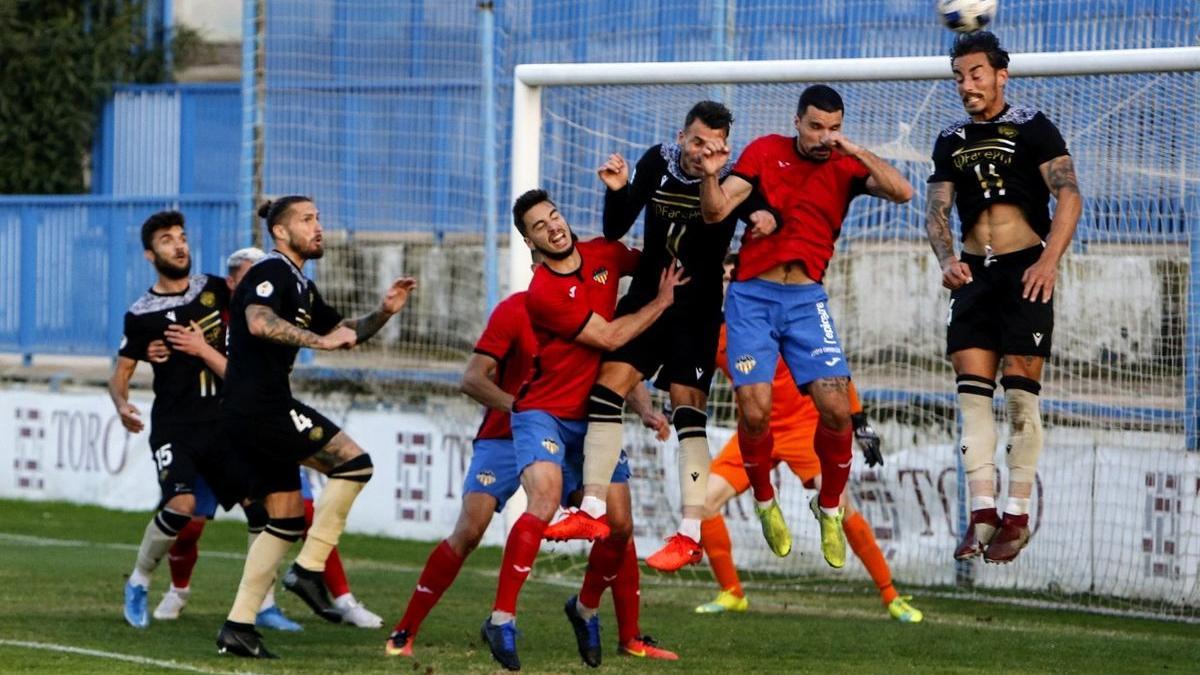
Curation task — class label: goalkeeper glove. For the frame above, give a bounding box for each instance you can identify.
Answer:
[851,412,883,467]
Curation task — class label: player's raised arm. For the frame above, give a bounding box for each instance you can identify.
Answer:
[338,276,417,343]
[925,180,972,289]
[698,144,751,224]
[575,263,689,352]
[1023,154,1082,303]
[245,304,354,350]
[460,352,514,413]
[824,131,913,204]
[600,151,654,240]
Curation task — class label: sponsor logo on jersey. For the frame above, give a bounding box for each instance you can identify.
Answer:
[256,281,274,298]
[542,438,560,455]
[592,267,609,285]
[476,470,497,486]
[777,159,791,168]
[308,426,325,442]
[734,354,756,374]
[824,357,841,367]
[199,291,216,308]
[954,128,966,140]
[998,124,1019,138]
[568,285,577,299]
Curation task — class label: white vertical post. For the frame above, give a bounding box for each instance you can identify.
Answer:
[508,77,542,297]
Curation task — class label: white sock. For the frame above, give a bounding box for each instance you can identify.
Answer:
[755,498,775,511]
[1005,497,1031,516]
[169,584,190,595]
[820,506,840,517]
[490,610,515,625]
[677,518,701,542]
[580,495,607,519]
[259,584,277,611]
[971,495,996,512]
[576,597,598,621]
[334,592,354,608]
[129,568,151,589]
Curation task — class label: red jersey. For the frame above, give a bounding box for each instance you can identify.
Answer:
[517,237,641,419]
[472,291,538,440]
[731,134,870,282]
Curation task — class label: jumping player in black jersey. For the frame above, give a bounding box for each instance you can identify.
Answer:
[110,211,262,629]
[925,32,1081,564]
[216,196,416,659]
[545,101,775,572]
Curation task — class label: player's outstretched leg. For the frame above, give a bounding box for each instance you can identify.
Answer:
[986,375,1042,563]
[286,450,373,622]
[839,500,922,622]
[125,501,193,628]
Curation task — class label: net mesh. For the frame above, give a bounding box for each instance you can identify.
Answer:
[533,73,1198,619]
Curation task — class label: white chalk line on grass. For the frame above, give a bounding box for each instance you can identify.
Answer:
[0,639,259,675]
[4,532,1196,641]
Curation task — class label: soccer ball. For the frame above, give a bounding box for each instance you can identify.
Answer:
[937,0,997,33]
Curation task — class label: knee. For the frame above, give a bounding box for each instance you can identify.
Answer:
[672,405,708,437]
[244,500,269,534]
[329,453,374,484]
[739,408,770,436]
[819,407,852,432]
[165,493,196,517]
[525,490,559,522]
[448,523,487,557]
[607,513,633,543]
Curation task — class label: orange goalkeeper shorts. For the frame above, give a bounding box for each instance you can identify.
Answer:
[709,424,821,493]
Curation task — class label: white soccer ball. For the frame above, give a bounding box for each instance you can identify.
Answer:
[937,0,998,33]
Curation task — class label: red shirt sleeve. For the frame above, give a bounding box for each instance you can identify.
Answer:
[527,278,592,341]
[731,137,768,184]
[474,297,516,362]
[608,239,641,277]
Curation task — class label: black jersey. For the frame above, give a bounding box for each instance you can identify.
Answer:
[222,251,343,416]
[118,274,228,434]
[928,105,1069,240]
[603,143,756,309]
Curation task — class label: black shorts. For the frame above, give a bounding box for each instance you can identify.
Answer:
[149,424,251,511]
[947,244,1054,357]
[603,294,722,393]
[222,399,341,498]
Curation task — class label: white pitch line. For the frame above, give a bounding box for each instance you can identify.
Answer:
[0,639,258,675]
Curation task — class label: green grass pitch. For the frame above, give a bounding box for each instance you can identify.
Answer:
[0,499,1195,673]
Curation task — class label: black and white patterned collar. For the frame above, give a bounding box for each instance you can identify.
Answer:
[658,142,730,185]
[261,249,309,287]
[128,274,209,315]
[939,105,1039,137]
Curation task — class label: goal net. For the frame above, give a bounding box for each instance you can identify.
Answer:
[517,51,1200,620]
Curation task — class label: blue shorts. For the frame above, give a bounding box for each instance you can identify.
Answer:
[463,438,522,512]
[512,409,588,472]
[299,468,314,501]
[193,474,218,519]
[725,278,852,388]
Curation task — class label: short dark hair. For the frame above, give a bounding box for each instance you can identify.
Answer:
[512,188,554,237]
[684,100,734,132]
[140,210,185,250]
[796,84,844,117]
[950,30,1009,70]
[257,196,312,239]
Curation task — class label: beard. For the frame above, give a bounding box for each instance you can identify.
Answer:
[535,233,577,261]
[291,234,324,260]
[153,254,191,280]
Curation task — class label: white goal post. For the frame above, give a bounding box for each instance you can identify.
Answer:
[509,46,1200,291]
[508,47,1200,619]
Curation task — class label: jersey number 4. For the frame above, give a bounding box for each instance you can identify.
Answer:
[973,163,1006,199]
[290,409,314,433]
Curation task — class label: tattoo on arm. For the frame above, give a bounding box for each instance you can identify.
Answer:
[925,182,956,264]
[340,309,390,344]
[246,305,321,348]
[813,377,850,394]
[1045,156,1080,199]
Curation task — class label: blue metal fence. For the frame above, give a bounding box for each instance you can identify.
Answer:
[0,196,241,358]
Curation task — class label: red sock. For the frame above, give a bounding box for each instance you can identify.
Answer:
[579,536,626,609]
[323,547,351,598]
[814,423,853,508]
[612,540,641,644]
[700,515,743,597]
[167,518,205,589]
[843,512,898,604]
[394,540,466,635]
[738,422,775,502]
[493,513,546,614]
